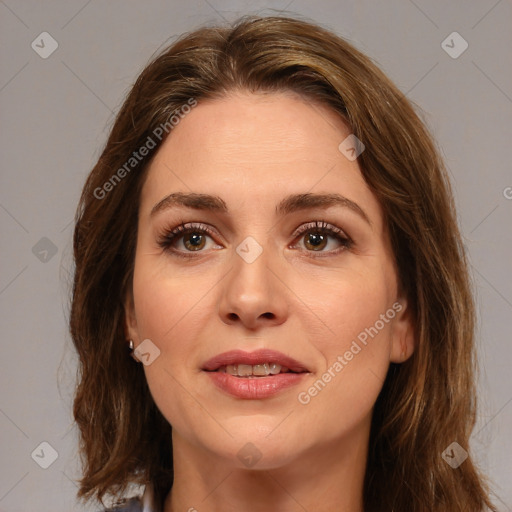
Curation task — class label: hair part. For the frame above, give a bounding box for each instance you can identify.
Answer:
[70,14,497,511]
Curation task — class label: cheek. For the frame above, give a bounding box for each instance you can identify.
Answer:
[291,274,395,431]
[131,260,215,433]
[326,273,395,373]
[131,253,215,346]
[299,265,394,354]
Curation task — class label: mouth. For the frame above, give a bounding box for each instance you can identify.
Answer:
[208,362,306,378]
[201,349,310,399]
[201,349,310,375]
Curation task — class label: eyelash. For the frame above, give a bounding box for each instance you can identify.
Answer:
[156,220,353,259]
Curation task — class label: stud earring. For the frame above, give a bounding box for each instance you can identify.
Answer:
[128,340,141,362]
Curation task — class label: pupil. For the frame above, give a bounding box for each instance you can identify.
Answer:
[305,233,326,251]
[308,233,323,246]
[187,233,204,249]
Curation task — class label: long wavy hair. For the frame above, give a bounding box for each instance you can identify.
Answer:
[69,14,498,512]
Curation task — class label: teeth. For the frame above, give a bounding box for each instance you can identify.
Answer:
[269,363,285,375]
[223,363,290,377]
[253,363,270,376]
[237,364,253,377]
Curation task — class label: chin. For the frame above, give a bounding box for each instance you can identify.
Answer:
[199,424,305,470]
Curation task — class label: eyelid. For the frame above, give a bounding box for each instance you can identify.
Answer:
[291,220,350,240]
[157,221,218,244]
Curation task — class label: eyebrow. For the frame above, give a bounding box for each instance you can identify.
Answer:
[150,192,372,226]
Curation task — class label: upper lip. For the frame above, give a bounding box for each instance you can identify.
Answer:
[202,349,310,373]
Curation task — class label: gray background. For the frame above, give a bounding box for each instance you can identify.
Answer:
[0,1,511,511]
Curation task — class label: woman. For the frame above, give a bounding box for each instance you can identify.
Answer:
[69,14,498,512]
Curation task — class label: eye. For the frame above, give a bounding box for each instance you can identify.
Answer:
[157,220,353,259]
[157,222,221,258]
[291,220,353,255]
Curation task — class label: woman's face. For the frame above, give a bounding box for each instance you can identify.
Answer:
[125,91,414,469]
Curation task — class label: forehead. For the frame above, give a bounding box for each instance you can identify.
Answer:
[140,91,383,229]
[152,91,351,166]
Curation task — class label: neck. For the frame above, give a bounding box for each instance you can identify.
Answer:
[163,424,369,512]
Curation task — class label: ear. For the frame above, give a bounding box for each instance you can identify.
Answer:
[124,288,140,344]
[389,296,415,363]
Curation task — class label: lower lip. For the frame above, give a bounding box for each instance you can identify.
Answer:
[204,371,308,399]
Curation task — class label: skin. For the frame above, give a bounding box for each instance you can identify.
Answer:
[125,91,415,512]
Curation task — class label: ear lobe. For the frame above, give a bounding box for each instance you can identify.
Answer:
[124,289,139,343]
[389,297,415,363]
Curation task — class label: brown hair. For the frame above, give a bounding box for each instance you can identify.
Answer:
[70,14,498,511]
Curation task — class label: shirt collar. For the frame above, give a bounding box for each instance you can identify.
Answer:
[141,483,159,512]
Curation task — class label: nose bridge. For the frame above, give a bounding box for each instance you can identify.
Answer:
[231,233,275,298]
[217,231,288,327]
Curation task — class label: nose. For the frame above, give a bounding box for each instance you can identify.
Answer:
[217,240,289,330]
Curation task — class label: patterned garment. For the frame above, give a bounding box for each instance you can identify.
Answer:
[103,485,159,512]
[105,497,144,511]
